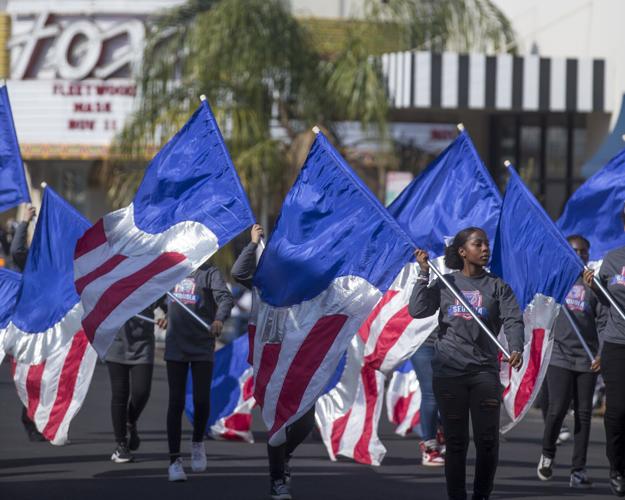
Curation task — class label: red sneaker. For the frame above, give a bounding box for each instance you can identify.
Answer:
[420,440,445,467]
[436,428,446,455]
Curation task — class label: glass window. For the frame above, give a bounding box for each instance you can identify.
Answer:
[545,127,567,180]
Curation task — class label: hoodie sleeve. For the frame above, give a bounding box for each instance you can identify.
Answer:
[208,267,234,323]
[498,281,525,354]
[231,242,259,290]
[408,276,441,319]
[10,221,29,271]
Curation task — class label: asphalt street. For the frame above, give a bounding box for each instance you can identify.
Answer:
[0,361,617,500]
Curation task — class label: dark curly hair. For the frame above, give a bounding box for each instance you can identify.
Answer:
[444,227,486,270]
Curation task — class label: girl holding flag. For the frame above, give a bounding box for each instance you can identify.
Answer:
[410,227,524,500]
[537,235,603,488]
[586,205,625,497]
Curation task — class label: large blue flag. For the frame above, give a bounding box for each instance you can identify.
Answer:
[0,85,30,212]
[492,166,583,309]
[389,130,502,259]
[74,97,255,356]
[491,165,583,432]
[0,268,21,330]
[252,130,415,446]
[4,186,91,362]
[557,147,625,261]
[2,187,97,445]
[356,130,501,374]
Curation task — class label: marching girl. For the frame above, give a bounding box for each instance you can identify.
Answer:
[410,227,524,500]
[587,205,625,497]
[231,224,315,500]
[537,235,603,488]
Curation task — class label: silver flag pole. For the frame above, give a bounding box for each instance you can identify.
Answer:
[167,291,212,332]
[429,262,511,359]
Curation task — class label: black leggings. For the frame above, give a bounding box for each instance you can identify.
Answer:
[107,362,153,443]
[167,360,213,457]
[541,364,596,471]
[268,406,316,480]
[602,341,625,474]
[433,372,502,500]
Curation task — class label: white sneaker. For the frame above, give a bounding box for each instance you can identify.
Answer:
[168,457,187,482]
[191,441,207,472]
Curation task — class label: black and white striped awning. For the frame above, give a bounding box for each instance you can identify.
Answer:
[381,51,609,113]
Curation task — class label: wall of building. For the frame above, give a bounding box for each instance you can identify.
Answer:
[493,0,625,126]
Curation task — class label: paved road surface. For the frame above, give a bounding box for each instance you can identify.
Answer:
[0,362,616,499]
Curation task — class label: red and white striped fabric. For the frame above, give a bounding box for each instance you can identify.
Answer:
[359,262,438,374]
[315,336,386,465]
[252,276,383,446]
[386,362,422,437]
[11,329,97,445]
[74,206,218,356]
[209,367,255,443]
[500,294,558,433]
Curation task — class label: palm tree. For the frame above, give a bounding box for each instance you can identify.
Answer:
[105,0,517,265]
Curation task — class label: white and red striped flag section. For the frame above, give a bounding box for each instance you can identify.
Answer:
[0,268,22,365]
[315,336,387,466]
[2,187,91,364]
[0,187,97,444]
[11,330,96,445]
[74,97,254,357]
[491,166,584,433]
[251,129,415,447]
[386,360,422,437]
[360,129,502,374]
[186,334,256,443]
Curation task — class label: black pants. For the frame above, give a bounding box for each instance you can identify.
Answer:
[541,364,596,471]
[602,341,625,474]
[268,406,316,480]
[107,362,153,444]
[433,372,502,500]
[166,360,213,457]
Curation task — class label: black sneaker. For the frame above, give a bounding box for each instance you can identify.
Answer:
[610,471,625,497]
[270,477,292,500]
[569,469,592,489]
[537,454,553,481]
[28,429,46,442]
[127,423,140,451]
[110,442,133,463]
[284,460,291,485]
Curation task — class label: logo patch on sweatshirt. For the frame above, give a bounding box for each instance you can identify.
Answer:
[609,267,625,287]
[565,285,587,312]
[172,277,199,305]
[448,290,488,320]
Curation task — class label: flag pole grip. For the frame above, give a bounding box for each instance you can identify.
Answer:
[429,262,511,359]
[167,291,212,332]
[561,306,595,363]
[587,268,625,323]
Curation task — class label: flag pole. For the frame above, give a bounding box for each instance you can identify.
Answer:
[561,306,595,363]
[428,262,511,359]
[166,291,212,332]
[588,270,625,323]
[134,313,156,325]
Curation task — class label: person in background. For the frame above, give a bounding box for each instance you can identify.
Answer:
[586,203,625,497]
[411,338,445,466]
[410,227,524,500]
[231,223,316,500]
[537,235,604,488]
[165,261,233,482]
[9,205,44,442]
[106,300,166,464]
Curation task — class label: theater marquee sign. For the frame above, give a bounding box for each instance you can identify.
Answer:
[5,1,183,157]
